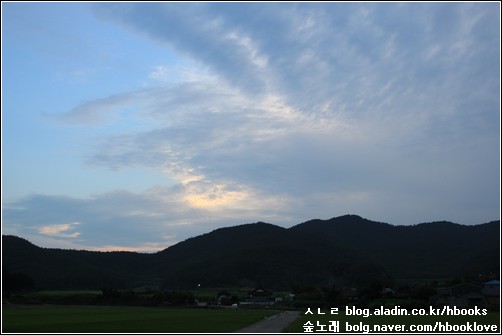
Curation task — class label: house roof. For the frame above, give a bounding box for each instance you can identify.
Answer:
[249,287,272,296]
[217,290,232,297]
[462,293,485,298]
[484,280,500,286]
[449,282,481,289]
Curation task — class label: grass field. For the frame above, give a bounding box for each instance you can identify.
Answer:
[285,310,501,333]
[2,305,278,333]
[6,290,102,305]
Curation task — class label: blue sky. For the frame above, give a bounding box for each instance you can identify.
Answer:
[2,2,500,252]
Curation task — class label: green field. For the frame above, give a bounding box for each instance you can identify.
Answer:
[286,311,501,333]
[2,305,278,333]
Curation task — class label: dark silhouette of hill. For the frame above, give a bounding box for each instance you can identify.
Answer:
[2,215,499,290]
[153,222,376,289]
[2,235,155,289]
[291,215,500,280]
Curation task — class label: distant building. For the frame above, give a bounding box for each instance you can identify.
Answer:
[216,290,233,306]
[239,287,274,306]
[482,280,500,296]
[436,282,482,297]
[434,282,486,308]
[285,293,295,301]
[382,287,396,296]
[482,280,500,311]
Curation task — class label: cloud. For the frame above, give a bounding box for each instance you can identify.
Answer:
[93,241,176,253]
[3,181,296,251]
[38,222,81,238]
[4,3,498,251]
[49,90,150,125]
[47,73,498,229]
[90,2,499,130]
[148,65,169,82]
[59,2,500,227]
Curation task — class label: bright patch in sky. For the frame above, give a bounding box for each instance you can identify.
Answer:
[2,2,500,252]
[39,222,80,238]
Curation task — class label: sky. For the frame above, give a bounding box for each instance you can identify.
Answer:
[2,2,500,252]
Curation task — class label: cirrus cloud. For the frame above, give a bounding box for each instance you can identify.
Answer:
[3,2,499,251]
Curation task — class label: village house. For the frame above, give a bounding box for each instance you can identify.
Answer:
[482,280,500,311]
[239,287,274,306]
[216,290,233,306]
[433,282,490,309]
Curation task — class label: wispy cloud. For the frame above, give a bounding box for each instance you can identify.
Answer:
[3,185,295,251]
[148,65,169,82]
[57,3,502,226]
[3,2,498,251]
[49,90,149,125]
[38,222,81,238]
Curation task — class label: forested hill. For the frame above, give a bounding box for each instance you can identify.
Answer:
[2,215,499,290]
[290,215,500,280]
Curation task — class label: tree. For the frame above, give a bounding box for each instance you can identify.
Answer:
[3,268,36,296]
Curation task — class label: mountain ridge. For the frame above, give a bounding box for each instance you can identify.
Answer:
[2,215,499,290]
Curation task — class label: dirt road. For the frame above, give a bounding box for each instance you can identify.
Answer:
[234,310,300,333]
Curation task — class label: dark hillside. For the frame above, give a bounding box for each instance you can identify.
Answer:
[154,222,372,289]
[2,235,154,289]
[2,216,499,290]
[290,215,500,279]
